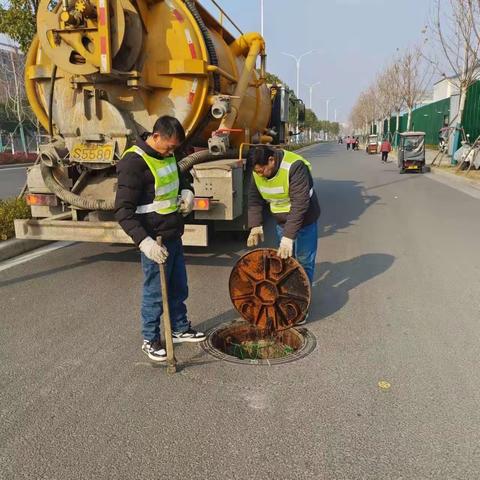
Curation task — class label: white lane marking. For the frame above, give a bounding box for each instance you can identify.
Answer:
[0,166,29,172]
[0,241,76,273]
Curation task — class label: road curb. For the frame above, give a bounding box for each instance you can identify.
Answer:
[429,166,480,189]
[0,238,53,263]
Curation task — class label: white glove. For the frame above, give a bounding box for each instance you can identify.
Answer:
[277,237,294,259]
[139,236,168,264]
[247,226,264,247]
[179,189,194,217]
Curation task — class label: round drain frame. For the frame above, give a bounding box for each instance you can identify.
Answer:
[202,321,317,365]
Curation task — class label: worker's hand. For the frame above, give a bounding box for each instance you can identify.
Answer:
[179,189,194,217]
[139,236,169,264]
[247,226,264,247]
[277,237,294,259]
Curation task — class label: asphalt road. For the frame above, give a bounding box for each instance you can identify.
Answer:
[0,164,28,199]
[2,143,480,479]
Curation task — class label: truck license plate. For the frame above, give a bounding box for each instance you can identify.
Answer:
[71,142,115,163]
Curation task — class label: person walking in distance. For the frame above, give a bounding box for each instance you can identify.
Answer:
[380,137,392,162]
[346,136,351,150]
[246,146,321,324]
[115,115,205,362]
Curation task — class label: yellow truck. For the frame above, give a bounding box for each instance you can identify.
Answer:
[16,0,294,246]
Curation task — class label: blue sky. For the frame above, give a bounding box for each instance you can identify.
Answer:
[204,0,434,123]
[2,1,434,123]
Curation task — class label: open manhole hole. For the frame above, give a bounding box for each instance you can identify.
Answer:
[202,321,316,365]
[202,249,316,364]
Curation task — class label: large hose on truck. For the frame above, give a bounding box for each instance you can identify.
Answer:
[40,162,115,211]
[184,0,221,93]
[48,65,57,137]
[178,149,237,173]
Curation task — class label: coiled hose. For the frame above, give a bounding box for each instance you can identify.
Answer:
[40,162,115,211]
[184,0,221,93]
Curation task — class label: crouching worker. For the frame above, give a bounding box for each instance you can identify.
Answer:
[115,115,205,363]
[247,146,321,323]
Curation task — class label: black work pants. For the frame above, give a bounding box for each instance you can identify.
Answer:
[382,152,389,162]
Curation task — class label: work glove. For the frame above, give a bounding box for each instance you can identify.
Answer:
[277,237,294,259]
[139,236,169,264]
[247,226,264,247]
[179,189,194,217]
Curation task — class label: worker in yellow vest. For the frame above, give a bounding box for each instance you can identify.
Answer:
[247,146,320,310]
[115,116,205,363]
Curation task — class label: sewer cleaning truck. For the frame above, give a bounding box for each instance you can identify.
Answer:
[15,0,299,246]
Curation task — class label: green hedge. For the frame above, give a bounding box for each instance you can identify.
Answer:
[0,197,31,241]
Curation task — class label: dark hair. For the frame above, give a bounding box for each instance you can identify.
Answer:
[152,116,186,143]
[250,146,277,166]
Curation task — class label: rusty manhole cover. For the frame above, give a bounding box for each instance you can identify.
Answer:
[229,249,311,332]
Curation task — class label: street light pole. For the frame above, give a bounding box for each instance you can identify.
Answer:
[281,50,316,144]
[260,0,264,36]
[304,81,321,109]
[322,97,334,121]
[280,50,315,99]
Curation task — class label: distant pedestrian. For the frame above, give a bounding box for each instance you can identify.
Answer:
[354,137,359,150]
[346,136,351,150]
[380,138,392,162]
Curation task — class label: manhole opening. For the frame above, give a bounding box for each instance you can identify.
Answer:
[203,321,316,365]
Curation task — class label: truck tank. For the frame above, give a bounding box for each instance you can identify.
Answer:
[20,0,272,224]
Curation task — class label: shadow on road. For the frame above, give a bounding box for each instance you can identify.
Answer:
[193,253,395,333]
[315,178,379,238]
[309,253,395,323]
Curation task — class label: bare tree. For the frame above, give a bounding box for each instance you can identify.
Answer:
[376,64,403,139]
[397,46,432,130]
[349,87,378,137]
[425,0,480,127]
[0,44,28,152]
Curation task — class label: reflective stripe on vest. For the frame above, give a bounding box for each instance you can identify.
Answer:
[122,145,179,215]
[253,150,313,214]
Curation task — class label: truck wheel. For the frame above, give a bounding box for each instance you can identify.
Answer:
[422,165,431,173]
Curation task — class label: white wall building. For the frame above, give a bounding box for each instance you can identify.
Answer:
[433,76,460,102]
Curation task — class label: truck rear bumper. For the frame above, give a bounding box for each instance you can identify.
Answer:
[14,219,208,247]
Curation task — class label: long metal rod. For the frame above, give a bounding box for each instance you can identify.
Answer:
[206,0,243,35]
[157,236,177,374]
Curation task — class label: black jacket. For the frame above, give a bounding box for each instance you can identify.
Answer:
[114,137,192,246]
[248,150,321,239]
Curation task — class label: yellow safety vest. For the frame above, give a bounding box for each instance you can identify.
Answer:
[253,150,313,214]
[122,145,179,215]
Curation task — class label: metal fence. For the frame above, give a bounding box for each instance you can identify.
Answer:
[461,81,480,142]
[385,98,450,146]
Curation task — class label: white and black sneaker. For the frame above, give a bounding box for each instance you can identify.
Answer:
[172,328,206,343]
[142,339,167,362]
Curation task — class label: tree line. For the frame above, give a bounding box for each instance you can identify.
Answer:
[350,0,480,139]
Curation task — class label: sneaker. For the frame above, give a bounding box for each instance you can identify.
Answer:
[172,328,206,343]
[142,339,167,362]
